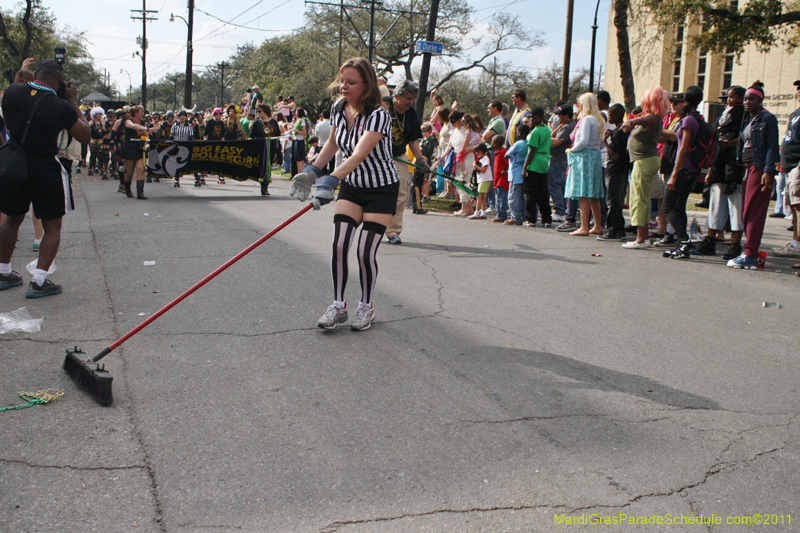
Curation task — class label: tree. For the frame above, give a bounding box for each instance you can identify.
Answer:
[306,0,473,80]
[303,0,542,87]
[0,0,112,97]
[614,0,636,112]
[641,0,800,56]
[430,13,545,90]
[424,64,589,125]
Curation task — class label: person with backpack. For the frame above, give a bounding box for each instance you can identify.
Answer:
[661,85,704,259]
[693,86,746,259]
[728,81,779,269]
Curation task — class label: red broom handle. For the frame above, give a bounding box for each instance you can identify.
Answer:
[93,203,313,361]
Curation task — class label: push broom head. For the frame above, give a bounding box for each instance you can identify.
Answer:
[63,347,114,406]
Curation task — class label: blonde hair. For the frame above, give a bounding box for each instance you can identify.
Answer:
[326,57,381,114]
[576,93,605,136]
[129,105,144,118]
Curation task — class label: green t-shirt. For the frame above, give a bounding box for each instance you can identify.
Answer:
[526,124,551,173]
[240,118,251,137]
[487,115,505,138]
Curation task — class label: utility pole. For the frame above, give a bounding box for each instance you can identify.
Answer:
[185,0,194,109]
[414,0,439,117]
[367,0,377,62]
[131,0,157,110]
[492,57,497,98]
[338,0,344,67]
[561,0,574,101]
[219,62,227,106]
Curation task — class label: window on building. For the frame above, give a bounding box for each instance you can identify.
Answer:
[673,25,684,93]
[720,3,737,91]
[697,52,708,91]
[722,46,734,90]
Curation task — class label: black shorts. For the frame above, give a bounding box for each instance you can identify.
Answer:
[336,180,399,214]
[118,141,143,161]
[0,156,74,220]
[292,139,306,163]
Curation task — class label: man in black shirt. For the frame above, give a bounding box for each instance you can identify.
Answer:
[385,80,428,244]
[0,60,90,297]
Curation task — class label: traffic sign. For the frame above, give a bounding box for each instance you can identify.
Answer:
[415,40,444,55]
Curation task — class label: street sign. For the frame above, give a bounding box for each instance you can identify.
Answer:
[415,40,443,55]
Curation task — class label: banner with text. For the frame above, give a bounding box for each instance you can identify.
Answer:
[146,139,269,182]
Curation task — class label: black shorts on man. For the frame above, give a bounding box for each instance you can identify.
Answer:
[0,156,73,220]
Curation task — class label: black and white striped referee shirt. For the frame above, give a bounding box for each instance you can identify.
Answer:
[330,99,398,188]
[170,122,195,142]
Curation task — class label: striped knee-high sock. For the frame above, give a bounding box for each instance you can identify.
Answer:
[357,221,386,306]
[331,214,357,305]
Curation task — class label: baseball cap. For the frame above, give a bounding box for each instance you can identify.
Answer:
[794,80,800,87]
[553,104,573,117]
[252,85,259,90]
[212,107,223,115]
[669,92,684,102]
[177,109,187,116]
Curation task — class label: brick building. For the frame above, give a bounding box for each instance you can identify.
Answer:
[602,2,800,125]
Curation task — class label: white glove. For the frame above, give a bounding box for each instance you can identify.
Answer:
[289,164,322,202]
[310,175,339,210]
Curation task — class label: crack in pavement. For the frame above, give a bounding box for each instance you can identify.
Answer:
[319,421,793,532]
[419,256,446,315]
[2,338,112,345]
[453,414,673,425]
[85,194,168,533]
[319,503,559,532]
[0,458,146,471]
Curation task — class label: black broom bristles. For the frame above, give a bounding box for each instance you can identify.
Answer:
[63,347,114,405]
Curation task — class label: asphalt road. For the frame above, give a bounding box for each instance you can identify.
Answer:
[1,173,798,533]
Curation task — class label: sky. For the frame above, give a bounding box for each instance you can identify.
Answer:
[41,0,610,98]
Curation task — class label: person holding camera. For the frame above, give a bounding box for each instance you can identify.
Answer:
[0,59,90,298]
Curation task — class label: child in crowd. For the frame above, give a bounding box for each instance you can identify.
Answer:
[504,124,531,225]
[457,114,482,177]
[306,136,320,165]
[600,103,631,240]
[491,135,509,222]
[469,143,492,219]
[412,123,438,214]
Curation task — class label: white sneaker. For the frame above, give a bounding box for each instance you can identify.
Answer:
[552,214,566,222]
[621,240,650,249]
[317,303,348,329]
[350,303,375,331]
[485,207,495,214]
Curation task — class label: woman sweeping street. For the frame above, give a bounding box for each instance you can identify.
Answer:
[290,57,399,331]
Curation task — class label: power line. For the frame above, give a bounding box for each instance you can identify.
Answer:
[477,0,527,22]
[194,0,279,42]
[90,34,235,49]
[194,7,293,32]
[194,0,296,43]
